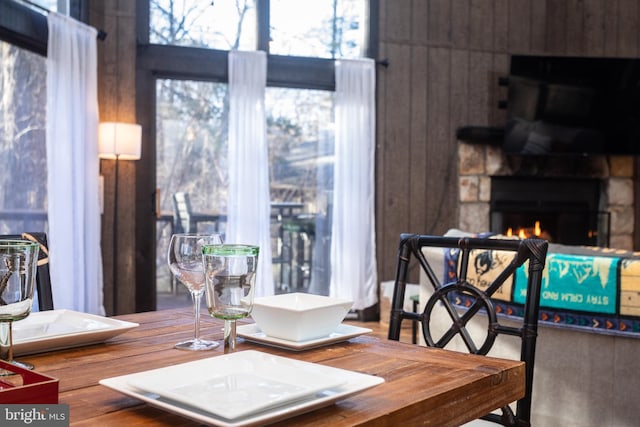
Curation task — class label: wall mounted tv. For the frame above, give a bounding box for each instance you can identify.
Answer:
[503,54,640,156]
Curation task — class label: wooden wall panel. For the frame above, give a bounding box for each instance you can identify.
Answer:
[378,43,413,280]
[451,51,470,132]
[427,48,452,149]
[452,0,470,48]
[409,46,429,236]
[384,0,412,42]
[493,0,508,52]
[448,49,470,234]
[425,47,457,236]
[530,0,547,53]
[567,0,586,54]
[584,0,606,56]
[469,0,494,50]
[603,0,619,56]
[545,0,568,53]
[467,52,493,126]
[508,0,531,53]
[426,0,452,45]
[412,0,428,44]
[617,0,639,57]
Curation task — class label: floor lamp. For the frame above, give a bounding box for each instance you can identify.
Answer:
[99,122,142,315]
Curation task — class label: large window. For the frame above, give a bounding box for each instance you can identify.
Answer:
[0,39,48,234]
[266,88,334,294]
[155,79,229,293]
[156,79,229,215]
[146,0,374,299]
[0,0,78,237]
[149,0,369,58]
[150,0,256,50]
[155,79,335,294]
[270,0,367,58]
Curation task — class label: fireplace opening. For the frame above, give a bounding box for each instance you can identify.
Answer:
[490,176,610,247]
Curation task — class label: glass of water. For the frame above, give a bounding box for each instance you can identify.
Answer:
[203,244,259,353]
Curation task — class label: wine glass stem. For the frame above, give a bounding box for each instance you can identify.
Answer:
[0,321,13,362]
[223,320,236,354]
[191,291,203,342]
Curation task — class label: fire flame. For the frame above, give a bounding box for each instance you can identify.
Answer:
[506,221,544,239]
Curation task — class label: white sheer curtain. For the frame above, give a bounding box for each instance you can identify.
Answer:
[330,59,378,310]
[46,13,104,315]
[226,50,274,297]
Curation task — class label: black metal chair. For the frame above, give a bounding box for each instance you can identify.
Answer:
[388,234,548,427]
[1,232,53,311]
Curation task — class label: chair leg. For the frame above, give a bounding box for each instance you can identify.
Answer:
[412,298,418,344]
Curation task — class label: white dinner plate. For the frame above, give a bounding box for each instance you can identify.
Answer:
[100,350,384,427]
[236,323,372,351]
[125,350,346,420]
[13,309,139,356]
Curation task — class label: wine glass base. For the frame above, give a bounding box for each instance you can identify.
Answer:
[174,339,219,351]
[0,359,34,376]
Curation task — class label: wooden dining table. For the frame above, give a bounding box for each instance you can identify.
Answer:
[19,309,525,426]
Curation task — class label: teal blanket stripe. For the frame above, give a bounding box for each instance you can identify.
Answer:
[514,253,618,315]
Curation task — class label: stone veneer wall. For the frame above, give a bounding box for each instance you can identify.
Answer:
[457,142,635,250]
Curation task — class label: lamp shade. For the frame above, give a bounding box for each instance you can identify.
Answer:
[98,122,142,160]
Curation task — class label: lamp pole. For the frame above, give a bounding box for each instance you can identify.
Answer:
[112,153,120,315]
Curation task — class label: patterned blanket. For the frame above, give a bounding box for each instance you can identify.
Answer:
[444,243,640,337]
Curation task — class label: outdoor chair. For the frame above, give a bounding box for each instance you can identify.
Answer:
[388,233,548,426]
[172,192,224,234]
[172,192,195,233]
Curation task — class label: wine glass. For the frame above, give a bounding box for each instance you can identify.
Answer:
[203,244,259,353]
[0,239,39,374]
[167,233,222,351]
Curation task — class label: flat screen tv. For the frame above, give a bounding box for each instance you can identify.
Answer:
[503,55,640,155]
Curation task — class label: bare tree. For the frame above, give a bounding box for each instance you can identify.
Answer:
[0,42,47,233]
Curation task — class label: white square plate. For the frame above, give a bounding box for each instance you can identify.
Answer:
[125,350,346,420]
[13,309,139,355]
[237,323,372,351]
[100,350,384,426]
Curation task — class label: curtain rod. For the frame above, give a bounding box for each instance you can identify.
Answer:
[19,0,107,40]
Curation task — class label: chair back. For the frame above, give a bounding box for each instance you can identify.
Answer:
[172,192,194,233]
[388,234,548,426]
[0,232,53,311]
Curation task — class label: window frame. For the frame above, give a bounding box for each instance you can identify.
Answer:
[0,0,87,56]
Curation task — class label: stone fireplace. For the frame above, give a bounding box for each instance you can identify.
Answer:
[458,142,634,250]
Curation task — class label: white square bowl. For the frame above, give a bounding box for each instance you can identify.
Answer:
[251,293,353,342]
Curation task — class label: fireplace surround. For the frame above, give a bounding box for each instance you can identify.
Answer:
[458,142,634,250]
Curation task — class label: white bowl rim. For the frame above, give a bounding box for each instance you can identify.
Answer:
[253,293,353,313]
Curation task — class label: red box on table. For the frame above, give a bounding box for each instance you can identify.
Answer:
[0,361,59,404]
